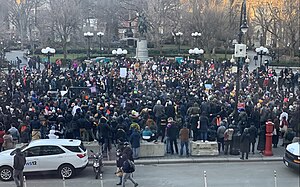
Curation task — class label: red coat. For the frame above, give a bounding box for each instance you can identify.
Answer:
[0,130,5,144]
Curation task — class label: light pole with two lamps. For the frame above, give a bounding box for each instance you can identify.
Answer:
[173,32,183,54]
[112,48,128,65]
[41,47,55,69]
[189,48,204,75]
[255,46,269,67]
[97,32,104,55]
[84,32,94,59]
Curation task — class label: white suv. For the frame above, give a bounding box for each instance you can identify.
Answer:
[0,139,88,181]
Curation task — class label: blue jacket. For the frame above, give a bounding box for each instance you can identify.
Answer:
[129,131,141,148]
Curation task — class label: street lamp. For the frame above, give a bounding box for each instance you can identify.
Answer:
[173,32,183,54]
[41,47,55,66]
[84,32,94,59]
[97,32,104,55]
[255,46,269,66]
[189,48,204,75]
[112,48,128,62]
[191,32,201,47]
[231,0,248,155]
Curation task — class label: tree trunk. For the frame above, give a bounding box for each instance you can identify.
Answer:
[63,40,67,65]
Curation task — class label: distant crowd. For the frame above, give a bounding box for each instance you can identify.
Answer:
[0,56,299,158]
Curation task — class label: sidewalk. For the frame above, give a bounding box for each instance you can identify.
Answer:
[91,138,285,166]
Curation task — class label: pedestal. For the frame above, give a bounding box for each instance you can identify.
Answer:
[190,141,219,156]
[136,39,149,62]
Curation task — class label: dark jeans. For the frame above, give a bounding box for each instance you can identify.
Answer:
[0,143,2,152]
[169,138,178,154]
[102,138,111,153]
[241,152,249,159]
[199,132,208,142]
[217,137,224,152]
[192,129,198,141]
[14,169,24,187]
[180,141,189,156]
[250,142,255,153]
[224,140,232,154]
[160,125,166,142]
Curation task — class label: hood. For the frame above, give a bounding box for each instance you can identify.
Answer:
[286,142,300,156]
[0,149,15,156]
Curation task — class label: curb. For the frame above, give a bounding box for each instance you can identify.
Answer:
[89,157,283,166]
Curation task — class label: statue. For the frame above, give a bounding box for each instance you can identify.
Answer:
[137,12,147,38]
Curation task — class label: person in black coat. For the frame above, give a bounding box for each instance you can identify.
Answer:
[198,112,209,142]
[257,124,266,153]
[240,128,250,160]
[248,124,257,154]
[166,117,178,154]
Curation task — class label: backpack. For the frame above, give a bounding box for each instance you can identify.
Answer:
[127,160,135,173]
[286,131,295,142]
[20,125,28,133]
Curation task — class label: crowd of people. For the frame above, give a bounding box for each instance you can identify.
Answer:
[0,55,299,161]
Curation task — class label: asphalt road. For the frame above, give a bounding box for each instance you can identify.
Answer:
[1,161,299,187]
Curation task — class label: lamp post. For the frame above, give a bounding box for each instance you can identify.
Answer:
[112,48,128,65]
[255,46,269,67]
[173,32,183,54]
[0,41,4,71]
[234,0,248,120]
[189,48,204,74]
[84,32,94,59]
[41,47,55,68]
[97,32,104,55]
[191,32,201,47]
[230,0,248,156]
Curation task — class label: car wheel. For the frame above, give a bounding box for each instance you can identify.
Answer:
[58,164,75,179]
[0,166,13,181]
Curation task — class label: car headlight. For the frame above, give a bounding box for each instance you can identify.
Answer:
[298,157,300,160]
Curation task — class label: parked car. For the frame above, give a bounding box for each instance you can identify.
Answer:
[0,139,88,181]
[283,141,300,170]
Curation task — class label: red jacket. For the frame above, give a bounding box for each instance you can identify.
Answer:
[0,130,5,144]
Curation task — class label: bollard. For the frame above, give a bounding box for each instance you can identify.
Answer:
[204,171,207,187]
[100,173,104,187]
[23,176,27,187]
[274,170,277,187]
[63,176,66,187]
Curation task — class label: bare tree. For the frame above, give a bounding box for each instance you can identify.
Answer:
[6,0,37,49]
[49,0,82,62]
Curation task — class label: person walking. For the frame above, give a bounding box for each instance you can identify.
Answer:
[121,154,138,187]
[240,128,250,160]
[13,148,26,187]
[179,124,189,157]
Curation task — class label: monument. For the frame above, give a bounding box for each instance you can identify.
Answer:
[136,12,149,62]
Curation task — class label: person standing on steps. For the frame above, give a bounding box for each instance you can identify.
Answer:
[13,148,26,187]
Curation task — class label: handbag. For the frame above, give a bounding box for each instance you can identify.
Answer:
[272,128,277,135]
[115,168,123,177]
